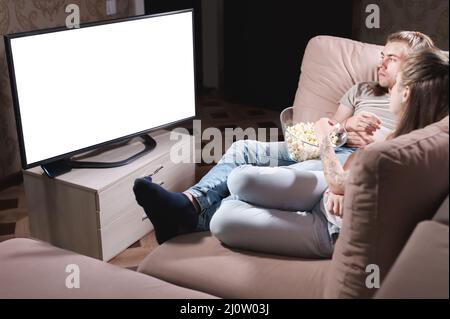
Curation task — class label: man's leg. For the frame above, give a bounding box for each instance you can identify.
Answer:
[133,139,295,243]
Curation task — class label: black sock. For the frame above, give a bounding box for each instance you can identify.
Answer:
[133,176,198,244]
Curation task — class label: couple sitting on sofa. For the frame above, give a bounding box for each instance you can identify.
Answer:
[133,31,449,259]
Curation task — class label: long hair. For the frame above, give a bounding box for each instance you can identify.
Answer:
[368,31,436,96]
[391,48,449,138]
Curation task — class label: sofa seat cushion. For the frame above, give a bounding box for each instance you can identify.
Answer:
[375,221,449,299]
[0,238,216,299]
[138,231,330,299]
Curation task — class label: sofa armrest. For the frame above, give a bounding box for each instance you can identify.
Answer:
[375,221,449,299]
[0,238,216,299]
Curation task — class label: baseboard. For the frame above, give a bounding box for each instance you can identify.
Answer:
[0,172,23,192]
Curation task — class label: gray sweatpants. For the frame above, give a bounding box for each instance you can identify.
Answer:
[209,165,334,259]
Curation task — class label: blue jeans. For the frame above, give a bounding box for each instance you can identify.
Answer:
[187,140,356,231]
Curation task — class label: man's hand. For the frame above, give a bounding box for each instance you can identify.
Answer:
[327,191,344,217]
[344,112,381,134]
[346,131,375,148]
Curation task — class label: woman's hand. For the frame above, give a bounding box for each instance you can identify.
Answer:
[326,191,344,217]
[315,118,336,143]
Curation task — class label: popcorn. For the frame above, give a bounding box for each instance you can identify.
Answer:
[285,122,338,162]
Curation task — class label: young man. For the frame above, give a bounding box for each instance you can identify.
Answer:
[133,31,436,245]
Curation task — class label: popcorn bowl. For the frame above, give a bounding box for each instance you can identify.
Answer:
[279,107,348,162]
[280,106,295,137]
[284,123,322,161]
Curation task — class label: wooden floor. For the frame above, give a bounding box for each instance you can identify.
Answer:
[0,95,282,270]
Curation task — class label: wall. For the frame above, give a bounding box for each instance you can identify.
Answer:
[353,0,449,50]
[133,0,145,15]
[201,0,223,91]
[223,1,354,111]
[0,0,135,185]
[144,0,204,93]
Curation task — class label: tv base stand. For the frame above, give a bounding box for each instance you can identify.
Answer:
[41,135,157,178]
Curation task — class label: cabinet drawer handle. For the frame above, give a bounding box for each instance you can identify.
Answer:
[148,165,164,177]
[142,215,148,221]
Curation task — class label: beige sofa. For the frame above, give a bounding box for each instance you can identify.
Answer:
[135,36,449,299]
[0,36,448,299]
[136,117,448,299]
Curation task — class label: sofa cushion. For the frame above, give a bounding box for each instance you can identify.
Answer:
[138,231,330,299]
[325,116,449,298]
[433,195,449,225]
[0,238,216,299]
[374,221,449,299]
[293,36,382,122]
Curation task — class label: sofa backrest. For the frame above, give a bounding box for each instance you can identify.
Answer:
[325,116,449,298]
[292,35,382,123]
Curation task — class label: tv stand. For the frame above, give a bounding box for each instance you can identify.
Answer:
[41,135,157,178]
[23,130,195,261]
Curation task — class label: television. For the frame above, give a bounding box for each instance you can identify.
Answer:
[4,9,196,178]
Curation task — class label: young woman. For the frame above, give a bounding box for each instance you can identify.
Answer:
[210,48,449,258]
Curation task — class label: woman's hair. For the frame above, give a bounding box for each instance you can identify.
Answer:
[391,48,449,138]
[369,31,436,96]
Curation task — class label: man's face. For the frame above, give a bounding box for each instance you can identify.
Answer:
[378,41,410,90]
[389,73,405,115]
[389,72,410,116]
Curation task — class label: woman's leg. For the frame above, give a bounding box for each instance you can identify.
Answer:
[227,165,328,212]
[187,140,296,231]
[210,199,333,258]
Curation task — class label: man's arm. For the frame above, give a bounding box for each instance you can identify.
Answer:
[331,104,354,123]
[332,104,382,148]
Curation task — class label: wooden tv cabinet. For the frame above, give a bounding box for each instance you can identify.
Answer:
[23,130,195,261]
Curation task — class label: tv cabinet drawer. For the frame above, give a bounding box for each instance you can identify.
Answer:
[98,154,169,228]
[100,205,152,261]
[98,153,195,228]
[99,162,195,260]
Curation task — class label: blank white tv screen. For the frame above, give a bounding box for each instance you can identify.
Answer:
[8,11,196,167]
